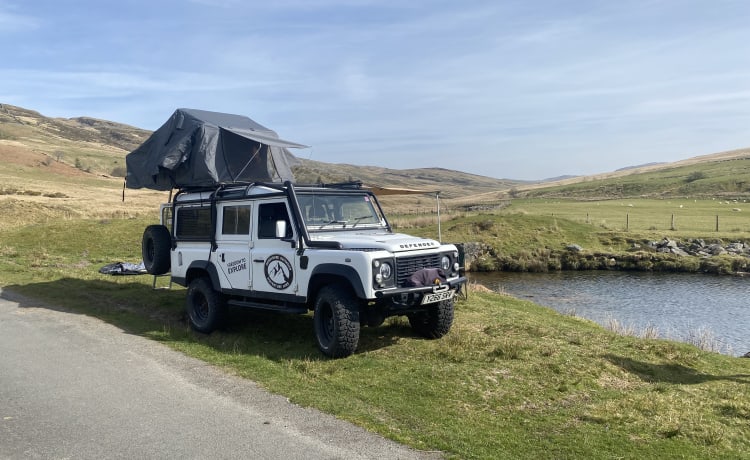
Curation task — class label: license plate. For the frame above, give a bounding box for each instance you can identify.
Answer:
[421,289,455,305]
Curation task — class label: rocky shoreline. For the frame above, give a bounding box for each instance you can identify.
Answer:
[461,238,750,275]
[640,238,750,258]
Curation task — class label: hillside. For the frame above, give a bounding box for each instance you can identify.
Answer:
[3,103,749,207]
[0,103,519,199]
[519,147,750,200]
[454,147,750,205]
[292,158,525,199]
[0,103,151,177]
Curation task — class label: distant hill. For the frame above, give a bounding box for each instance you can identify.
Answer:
[499,148,750,201]
[292,158,528,199]
[0,103,150,152]
[3,103,749,204]
[0,103,151,176]
[0,103,523,198]
[616,162,666,172]
[541,175,578,183]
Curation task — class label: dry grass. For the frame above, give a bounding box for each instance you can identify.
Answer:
[0,143,167,229]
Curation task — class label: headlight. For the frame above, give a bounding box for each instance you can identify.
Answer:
[373,258,395,287]
[441,255,451,271]
[380,262,393,279]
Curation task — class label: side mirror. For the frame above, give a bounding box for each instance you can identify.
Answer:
[275,220,287,239]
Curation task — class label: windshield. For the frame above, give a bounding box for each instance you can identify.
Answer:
[296,192,384,230]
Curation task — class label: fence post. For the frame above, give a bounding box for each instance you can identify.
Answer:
[626,213,629,231]
[716,215,719,232]
[671,214,675,230]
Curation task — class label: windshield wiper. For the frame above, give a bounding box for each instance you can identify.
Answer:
[318,219,347,229]
[351,215,375,228]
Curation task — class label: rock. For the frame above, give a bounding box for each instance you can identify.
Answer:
[727,242,745,254]
[566,244,583,253]
[707,244,727,256]
[460,242,493,270]
[670,247,690,257]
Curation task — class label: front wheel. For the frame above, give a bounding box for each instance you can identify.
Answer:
[186,277,226,333]
[408,298,454,339]
[313,285,360,358]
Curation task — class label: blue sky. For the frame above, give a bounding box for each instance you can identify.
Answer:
[1,1,749,180]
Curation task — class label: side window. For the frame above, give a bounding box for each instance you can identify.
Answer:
[222,205,251,235]
[175,206,212,240]
[258,202,292,239]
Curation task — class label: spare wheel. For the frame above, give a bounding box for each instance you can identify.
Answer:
[142,225,171,275]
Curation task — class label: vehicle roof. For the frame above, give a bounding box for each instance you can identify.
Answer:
[173,182,370,202]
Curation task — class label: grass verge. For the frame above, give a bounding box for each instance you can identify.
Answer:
[1,217,749,459]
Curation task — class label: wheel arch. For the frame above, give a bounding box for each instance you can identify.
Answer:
[185,260,222,289]
[308,264,366,302]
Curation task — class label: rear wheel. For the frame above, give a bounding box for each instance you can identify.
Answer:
[186,277,226,333]
[142,225,171,275]
[313,285,360,358]
[408,298,454,339]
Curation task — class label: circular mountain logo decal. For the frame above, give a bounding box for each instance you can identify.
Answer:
[264,254,293,290]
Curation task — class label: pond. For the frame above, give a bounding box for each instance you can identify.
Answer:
[469,271,750,356]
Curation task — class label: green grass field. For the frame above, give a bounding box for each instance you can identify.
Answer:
[2,215,749,459]
[391,197,750,275]
[510,198,750,234]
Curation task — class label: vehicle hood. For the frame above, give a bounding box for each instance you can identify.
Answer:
[309,231,442,253]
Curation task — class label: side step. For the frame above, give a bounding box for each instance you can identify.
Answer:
[227,299,307,314]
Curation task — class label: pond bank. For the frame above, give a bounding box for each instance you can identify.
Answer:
[460,238,750,275]
[469,271,750,356]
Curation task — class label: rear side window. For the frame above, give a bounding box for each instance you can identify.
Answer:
[176,206,212,239]
[222,205,251,235]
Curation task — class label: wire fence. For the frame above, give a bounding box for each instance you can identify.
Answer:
[561,212,750,233]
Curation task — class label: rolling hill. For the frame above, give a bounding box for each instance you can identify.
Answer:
[0,103,522,199]
[2,102,749,211]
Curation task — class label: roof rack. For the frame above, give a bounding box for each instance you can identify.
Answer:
[293,181,364,190]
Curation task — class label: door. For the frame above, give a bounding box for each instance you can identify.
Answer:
[251,200,298,296]
[215,204,253,290]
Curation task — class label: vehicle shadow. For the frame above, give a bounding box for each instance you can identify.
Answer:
[603,353,750,385]
[2,278,408,361]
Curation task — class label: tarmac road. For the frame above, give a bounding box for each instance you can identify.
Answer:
[0,289,441,460]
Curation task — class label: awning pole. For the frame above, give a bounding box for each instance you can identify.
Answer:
[436,191,442,243]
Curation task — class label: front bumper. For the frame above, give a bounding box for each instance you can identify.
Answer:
[373,276,467,299]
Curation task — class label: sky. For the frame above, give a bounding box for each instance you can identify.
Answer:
[1,0,749,181]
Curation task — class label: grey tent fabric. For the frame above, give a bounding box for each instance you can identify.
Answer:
[125,108,306,190]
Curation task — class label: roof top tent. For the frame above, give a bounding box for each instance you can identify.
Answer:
[125,108,307,191]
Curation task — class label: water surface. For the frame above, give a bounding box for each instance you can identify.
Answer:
[470,271,749,356]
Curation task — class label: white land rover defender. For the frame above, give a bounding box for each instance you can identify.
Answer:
[142,181,466,358]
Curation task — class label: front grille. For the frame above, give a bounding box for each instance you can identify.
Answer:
[396,253,442,287]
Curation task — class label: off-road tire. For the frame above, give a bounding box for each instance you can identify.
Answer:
[314,285,360,358]
[186,277,226,333]
[142,225,171,275]
[408,298,454,339]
